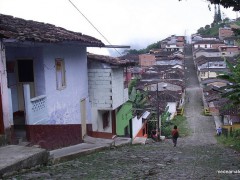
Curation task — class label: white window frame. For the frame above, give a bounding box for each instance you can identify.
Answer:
[55,58,66,90]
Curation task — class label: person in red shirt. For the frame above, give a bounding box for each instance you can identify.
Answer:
[171,125,179,147]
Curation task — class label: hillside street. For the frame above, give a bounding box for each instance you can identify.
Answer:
[7,45,240,180]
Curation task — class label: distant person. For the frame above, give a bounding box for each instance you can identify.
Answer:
[171,125,179,147]
[216,127,222,136]
[151,129,159,141]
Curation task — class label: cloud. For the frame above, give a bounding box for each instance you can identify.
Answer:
[0,0,237,55]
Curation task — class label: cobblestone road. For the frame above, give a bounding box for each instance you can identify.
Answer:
[7,45,240,180]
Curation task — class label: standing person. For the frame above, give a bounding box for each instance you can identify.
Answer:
[216,127,222,136]
[171,125,179,147]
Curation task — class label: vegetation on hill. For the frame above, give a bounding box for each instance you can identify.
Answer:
[179,0,240,11]
[123,41,160,55]
[197,18,240,37]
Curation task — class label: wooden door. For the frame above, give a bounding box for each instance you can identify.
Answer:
[111,110,116,135]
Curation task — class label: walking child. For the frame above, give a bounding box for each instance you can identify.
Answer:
[171,125,179,147]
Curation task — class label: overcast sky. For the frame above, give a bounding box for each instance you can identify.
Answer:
[0,0,238,56]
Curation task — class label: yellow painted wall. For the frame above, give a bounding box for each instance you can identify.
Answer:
[222,123,240,131]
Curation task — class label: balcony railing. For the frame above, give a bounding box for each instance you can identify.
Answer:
[23,84,48,125]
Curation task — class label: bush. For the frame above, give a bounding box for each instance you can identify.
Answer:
[217,129,240,151]
[161,115,190,138]
[233,129,240,138]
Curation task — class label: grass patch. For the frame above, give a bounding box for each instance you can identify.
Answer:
[161,115,190,138]
[216,133,240,152]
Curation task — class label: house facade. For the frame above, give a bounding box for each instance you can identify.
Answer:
[87,54,135,139]
[195,56,235,81]
[139,54,156,67]
[193,40,225,50]
[194,49,238,58]
[0,14,104,149]
[219,27,234,40]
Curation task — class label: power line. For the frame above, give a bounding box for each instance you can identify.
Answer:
[68,0,122,56]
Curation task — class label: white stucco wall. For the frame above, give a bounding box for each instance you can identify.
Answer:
[0,41,11,129]
[199,61,226,69]
[194,44,211,49]
[199,71,220,80]
[88,66,126,110]
[148,82,182,92]
[132,116,142,138]
[91,108,112,133]
[132,113,149,138]
[112,68,125,109]
[43,45,89,125]
[167,102,177,120]
[156,60,183,66]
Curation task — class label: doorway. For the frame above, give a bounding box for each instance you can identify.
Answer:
[13,59,35,141]
[17,59,35,111]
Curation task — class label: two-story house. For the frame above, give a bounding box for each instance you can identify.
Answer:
[194,47,239,58]
[194,56,235,81]
[87,53,135,139]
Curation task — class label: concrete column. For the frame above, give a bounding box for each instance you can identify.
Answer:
[8,88,13,125]
[23,84,31,125]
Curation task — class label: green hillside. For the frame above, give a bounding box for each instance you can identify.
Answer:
[197,18,240,37]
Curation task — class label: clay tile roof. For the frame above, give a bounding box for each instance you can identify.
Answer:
[0,14,104,46]
[194,56,236,66]
[87,53,136,66]
[194,40,224,44]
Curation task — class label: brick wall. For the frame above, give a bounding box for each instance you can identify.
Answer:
[139,54,156,67]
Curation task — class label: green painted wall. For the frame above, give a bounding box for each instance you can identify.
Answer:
[116,102,133,136]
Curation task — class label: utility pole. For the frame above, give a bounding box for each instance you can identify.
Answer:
[208,60,209,78]
[156,83,160,140]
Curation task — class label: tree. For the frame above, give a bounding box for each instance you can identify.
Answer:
[129,87,147,110]
[179,0,240,11]
[197,27,205,34]
[222,17,230,23]
[128,79,137,95]
[205,25,210,29]
[218,58,240,107]
[208,0,240,11]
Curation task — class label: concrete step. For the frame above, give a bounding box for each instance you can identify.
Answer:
[132,137,147,145]
[83,135,114,146]
[114,137,131,147]
[0,145,49,178]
